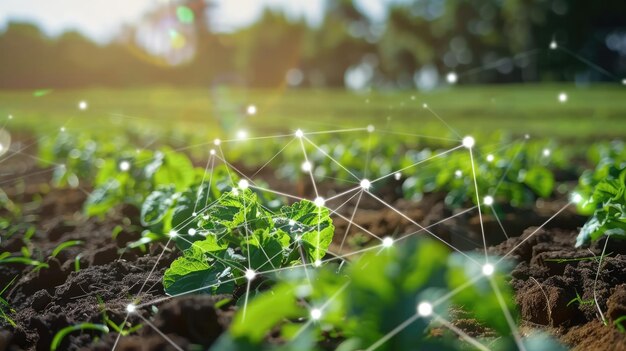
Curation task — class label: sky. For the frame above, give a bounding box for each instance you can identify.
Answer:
[0,0,388,43]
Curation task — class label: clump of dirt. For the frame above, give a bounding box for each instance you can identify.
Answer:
[489,227,626,349]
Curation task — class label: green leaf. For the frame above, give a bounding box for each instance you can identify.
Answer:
[154,148,195,191]
[278,200,334,262]
[522,166,554,198]
[140,185,177,227]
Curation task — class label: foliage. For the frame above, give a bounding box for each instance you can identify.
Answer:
[0,276,18,327]
[50,323,109,351]
[162,189,334,297]
[576,168,626,247]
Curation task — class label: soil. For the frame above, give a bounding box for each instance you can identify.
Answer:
[1,138,626,350]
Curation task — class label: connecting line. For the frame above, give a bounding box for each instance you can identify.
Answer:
[174,134,294,152]
[396,206,478,242]
[137,275,242,308]
[496,201,573,264]
[325,185,361,202]
[338,191,364,254]
[458,49,539,78]
[432,314,491,351]
[250,138,295,178]
[135,313,184,351]
[365,313,422,351]
[192,153,215,215]
[303,136,361,181]
[371,145,463,184]
[556,46,618,81]
[433,274,485,307]
[492,139,526,195]
[423,105,462,139]
[249,184,307,202]
[299,136,320,197]
[489,278,526,351]
[469,147,489,263]
[304,127,368,135]
[366,191,482,266]
[593,236,610,324]
[490,206,509,240]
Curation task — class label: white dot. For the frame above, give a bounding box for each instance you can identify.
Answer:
[245,269,256,281]
[210,149,216,155]
[422,103,428,108]
[192,212,197,216]
[366,124,375,133]
[394,172,402,180]
[382,237,394,248]
[622,78,626,86]
[232,188,240,196]
[524,134,530,140]
[454,170,462,178]
[542,148,551,157]
[0,144,3,153]
[313,259,322,267]
[126,304,136,313]
[462,136,475,148]
[295,129,304,138]
[60,127,66,132]
[446,72,458,84]
[360,179,371,190]
[236,130,248,140]
[8,115,13,120]
[301,161,312,172]
[483,196,494,206]
[417,302,433,317]
[549,41,557,50]
[169,230,178,238]
[246,105,257,115]
[571,193,583,204]
[78,101,88,110]
[486,154,494,162]
[119,161,130,172]
[238,179,249,190]
[314,197,325,207]
[188,228,197,236]
[482,263,495,276]
[310,308,322,320]
[213,138,221,146]
[558,92,568,103]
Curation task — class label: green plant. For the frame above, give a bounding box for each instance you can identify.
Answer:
[0,276,17,327]
[566,291,595,307]
[162,188,334,297]
[0,252,48,270]
[50,323,109,351]
[576,168,626,247]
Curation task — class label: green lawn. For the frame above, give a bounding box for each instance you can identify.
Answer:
[1,84,625,141]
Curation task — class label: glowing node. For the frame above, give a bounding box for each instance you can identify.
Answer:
[119,161,130,172]
[246,104,257,115]
[188,228,197,236]
[454,170,462,178]
[482,263,495,276]
[78,100,88,110]
[486,154,494,162]
[238,179,249,190]
[301,161,312,172]
[295,129,304,138]
[366,124,375,133]
[549,41,557,50]
[169,230,178,238]
[394,172,402,180]
[126,304,136,314]
[422,103,428,109]
[192,212,197,216]
[417,302,433,317]
[382,236,394,248]
[213,138,221,146]
[558,92,568,103]
[571,192,583,204]
[0,144,3,153]
[313,259,322,267]
[543,148,551,157]
[446,72,458,84]
[60,127,66,132]
[245,269,256,281]
[8,115,13,120]
[314,197,325,207]
[483,195,494,206]
[310,308,322,320]
[524,134,530,140]
[236,130,248,140]
[232,188,240,196]
[462,136,475,148]
[360,179,371,190]
[622,78,626,86]
[209,149,216,155]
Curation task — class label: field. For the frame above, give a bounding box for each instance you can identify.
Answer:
[1,85,626,351]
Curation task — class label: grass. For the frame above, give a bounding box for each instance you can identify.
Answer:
[1,84,625,140]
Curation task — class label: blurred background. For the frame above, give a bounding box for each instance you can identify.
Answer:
[1,0,625,91]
